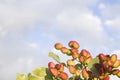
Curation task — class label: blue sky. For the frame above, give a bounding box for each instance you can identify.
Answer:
[0,0,120,80]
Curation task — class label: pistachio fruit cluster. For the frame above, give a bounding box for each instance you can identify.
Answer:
[94,53,120,80]
[48,41,120,80]
[48,62,68,80]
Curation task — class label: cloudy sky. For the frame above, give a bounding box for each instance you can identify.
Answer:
[0,0,120,80]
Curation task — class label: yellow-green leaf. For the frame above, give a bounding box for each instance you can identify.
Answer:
[88,57,99,69]
[16,73,28,80]
[49,52,60,63]
[33,67,47,77]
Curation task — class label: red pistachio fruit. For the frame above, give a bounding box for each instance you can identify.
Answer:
[117,71,120,78]
[111,54,117,63]
[48,62,55,68]
[60,47,69,54]
[72,52,79,59]
[98,53,106,61]
[59,72,68,80]
[79,55,85,63]
[71,48,78,53]
[104,76,110,80]
[99,67,105,75]
[68,41,80,49]
[49,68,58,76]
[112,69,119,75]
[107,60,114,66]
[80,49,91,58]
[113,60,120,68]
[99,75,104,80]
[85,56,92,64]
[69,65,76,74]
[106,67,112,72]
[55,63,64,72]
[54,43,63,50]
[75,70,80,76]
[82,68,89,79]
[67,59,75,66]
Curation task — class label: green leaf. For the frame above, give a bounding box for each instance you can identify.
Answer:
[88,57,100,77]
[91,66,99,77]
[32,67,53,80]
[33,67,47,77]
[75,63,82,70]
[88,57,99,69]
[28,73,44,80]
[45,68,53,80]
[16,73,28,80]
[49,52,60,63]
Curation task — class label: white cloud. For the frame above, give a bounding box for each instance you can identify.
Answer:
[99,1,120,43]
[100,2,120,19]
[105,20,114,26]
[56,10,102,32]
[105,17,120,30]
[0,0,99,37]
[104,17,120,40]
[0,3,39,34]
[0,57,34,80]
[27,42,38,49]
[55,7,105,42]
[0,27,6,37]
[98,3,106,10]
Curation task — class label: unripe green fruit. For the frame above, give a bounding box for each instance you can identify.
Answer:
[82,68,89,79]
[69,65,76,74]
[49,68,58,76]
[111,54,117,63]
[59,72,68,80]
[48,62,55,68]
[54,43,63,50]
[67,59,75,66]
[68,41,80,49]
